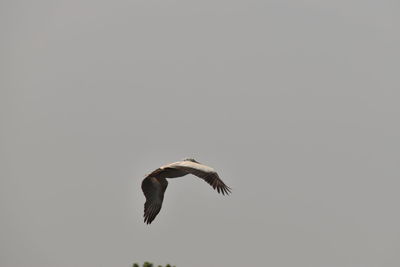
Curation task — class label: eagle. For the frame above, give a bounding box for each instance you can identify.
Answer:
[141,159,231,224]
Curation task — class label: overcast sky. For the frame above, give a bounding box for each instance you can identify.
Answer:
[1,1,400,267]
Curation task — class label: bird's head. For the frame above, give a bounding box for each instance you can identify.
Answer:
[183,158,200,163]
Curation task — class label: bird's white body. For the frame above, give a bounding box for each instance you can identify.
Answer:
[159,160,216,175]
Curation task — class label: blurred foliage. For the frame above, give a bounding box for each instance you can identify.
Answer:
[132,262,175,267]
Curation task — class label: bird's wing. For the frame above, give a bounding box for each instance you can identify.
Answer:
[169,161,231,195]
[141,176,168,224]
[147,166,188,179]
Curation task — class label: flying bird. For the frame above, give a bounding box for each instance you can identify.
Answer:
[141,158,231,224]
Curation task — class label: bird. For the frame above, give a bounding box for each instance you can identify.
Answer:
[141,158,231,224]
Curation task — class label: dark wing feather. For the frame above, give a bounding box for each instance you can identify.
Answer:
[141,176,168,224]
[173,163,231,195]
[191,170,231,195]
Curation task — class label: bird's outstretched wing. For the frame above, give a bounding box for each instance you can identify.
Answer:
[167,161,231,195]
[141,176,168,224]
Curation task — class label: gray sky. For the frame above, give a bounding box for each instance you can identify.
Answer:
[1,0,399,266]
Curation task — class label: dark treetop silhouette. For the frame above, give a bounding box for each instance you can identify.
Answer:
[141,158,231,224]
[133,262,175,267]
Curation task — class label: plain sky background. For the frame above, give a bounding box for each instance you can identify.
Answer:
[1,0,399,266]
